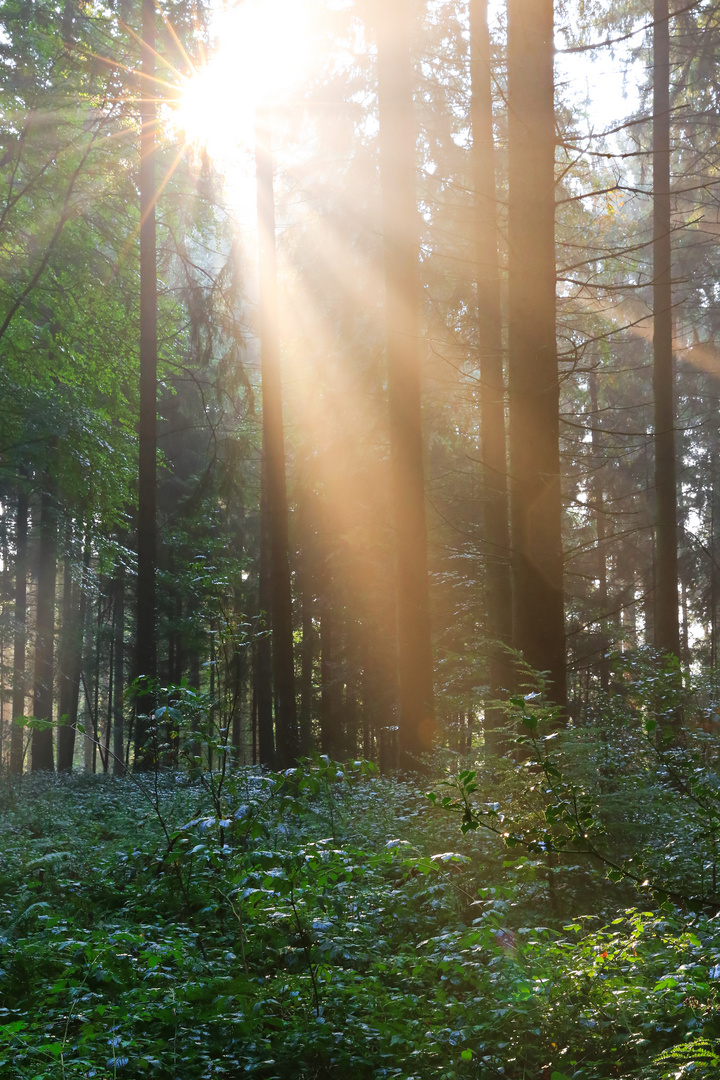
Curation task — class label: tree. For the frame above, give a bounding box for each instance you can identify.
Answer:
[255,115,297,768]
[10,487,28,774]
[652,0,681,659]
[374,0,435,761]
[469,0,512,743]
[135,0,159,765]
[56,528,88,772]
[31,485,57,771]
[506,0,567,711]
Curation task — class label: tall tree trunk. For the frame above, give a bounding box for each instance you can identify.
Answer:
[470,0,512,747]
[257,424,276,766]
[298,545,315,756]
[622,580,637,648]
[506,0,567,711]
[319,586,339,757]
[135,0,158,765]
[0,508,8,767]
[255,114,297,768]
[711,452,719,670]
[105,602,114,774]
[59,534,91,772]
[652,0,681,658]
[10,488,28,774]
[230,645,246,760]
[589,370,609,691]
[92,588,104,773]
[31,488,56,771]
[57,537,76,771]
[113,561,125,775]
[343,627,359,758]
[374,0,435,761]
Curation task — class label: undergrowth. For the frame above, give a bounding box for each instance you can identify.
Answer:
[1,724,720,1079]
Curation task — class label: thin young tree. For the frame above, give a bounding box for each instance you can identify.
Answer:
[374,0,435,761]
[506,0,567,710]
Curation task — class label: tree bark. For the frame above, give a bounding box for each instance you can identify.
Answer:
[255,114,297,768]
[10,488,28,774]
[57,537,78,771]
[0,517,6,768]
[256,478,275,765]
[652,0,681,658]
[374,0,435,762]
[319,586,339,757]
[506,0,567,711]
[589,370,610,691]
[470,0,512,747]
[135,0,158,765]
[711,452,719,669]
[298,545,315,756]
[113,560,125,775]
[31,487,56,771]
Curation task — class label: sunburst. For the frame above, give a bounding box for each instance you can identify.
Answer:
[167,0,314,172]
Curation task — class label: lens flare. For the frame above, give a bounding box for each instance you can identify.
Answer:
[168,0,314,166]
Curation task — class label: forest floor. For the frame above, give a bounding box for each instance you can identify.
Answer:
[0,752,718,1079]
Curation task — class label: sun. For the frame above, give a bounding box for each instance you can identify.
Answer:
[168,0,314,169]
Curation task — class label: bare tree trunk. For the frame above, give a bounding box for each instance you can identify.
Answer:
[0,508,8,767]
[589,371,610,691]
[255,114,297,768]
[58,534,90,772]
[711,452,719,670]
[344,632,359,758]
[257,437,276,766]
[113,560,125,775]
[92,588,104,773]
[506,0,567,711]
[31,487,56,771]
[135,0,158,765]
[298,545,315,756]
[319,586,339,757]
[10,488,28,774]
[470,0,512,747]
[230,645,245,759]
[57,536,76,771]
[374,0,435,762]
[652,0,681,658]
[105,601,114,773]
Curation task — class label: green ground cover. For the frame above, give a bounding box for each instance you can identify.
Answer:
[1,730,720,1079]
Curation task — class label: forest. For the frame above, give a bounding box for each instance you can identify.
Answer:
[2,0,720,1076]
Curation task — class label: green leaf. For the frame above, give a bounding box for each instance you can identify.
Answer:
[653,975,679,991]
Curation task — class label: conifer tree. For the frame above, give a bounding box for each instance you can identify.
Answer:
[374,0,436,761]
[506,0,567,710]
[652,0,681,659]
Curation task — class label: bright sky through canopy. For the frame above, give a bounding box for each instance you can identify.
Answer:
[169,0,314,171]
